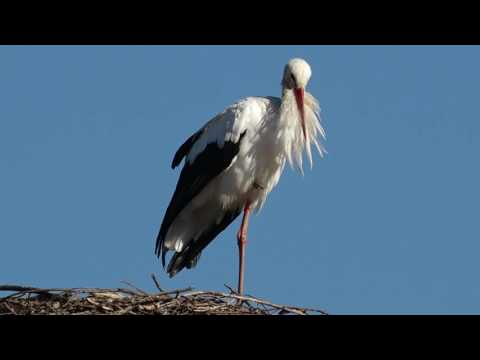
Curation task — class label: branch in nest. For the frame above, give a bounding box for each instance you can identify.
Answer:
[0,283,328,315]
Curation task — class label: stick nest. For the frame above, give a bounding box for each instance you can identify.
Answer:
[0,280,327,315]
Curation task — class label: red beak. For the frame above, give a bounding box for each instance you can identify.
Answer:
[294,87,306,141]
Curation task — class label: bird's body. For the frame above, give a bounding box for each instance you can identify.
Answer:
[155,59,326,292]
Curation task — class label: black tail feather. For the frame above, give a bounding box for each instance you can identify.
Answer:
[166,208,241,277]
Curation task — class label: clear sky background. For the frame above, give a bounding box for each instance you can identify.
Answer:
[1,46,479,314]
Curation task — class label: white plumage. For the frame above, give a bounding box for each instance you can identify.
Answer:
[155,58,326,292]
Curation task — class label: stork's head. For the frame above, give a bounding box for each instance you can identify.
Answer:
[282,58,312,90]
[282,58,312,140]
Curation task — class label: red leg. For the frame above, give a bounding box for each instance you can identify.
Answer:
[237,201,251,295]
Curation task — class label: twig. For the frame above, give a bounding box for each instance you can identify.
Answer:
[0,285,40,292]
[120,281,149,296]
[223,284,237,294]
[184,290,328,315]
[4,303,17,315]
[151,274,164,292]
[158,287,193,297]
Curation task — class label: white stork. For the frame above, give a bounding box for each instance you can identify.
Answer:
[155,58,326,294]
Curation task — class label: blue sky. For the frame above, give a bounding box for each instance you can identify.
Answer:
[1,46,479,314]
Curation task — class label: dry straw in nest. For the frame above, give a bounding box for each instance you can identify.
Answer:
[0,276,327,315]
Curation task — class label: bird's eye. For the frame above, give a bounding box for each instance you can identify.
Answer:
[290,73,296,84]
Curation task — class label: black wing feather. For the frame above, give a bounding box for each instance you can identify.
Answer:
[155,130,247,268]
[171,130,202,169]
